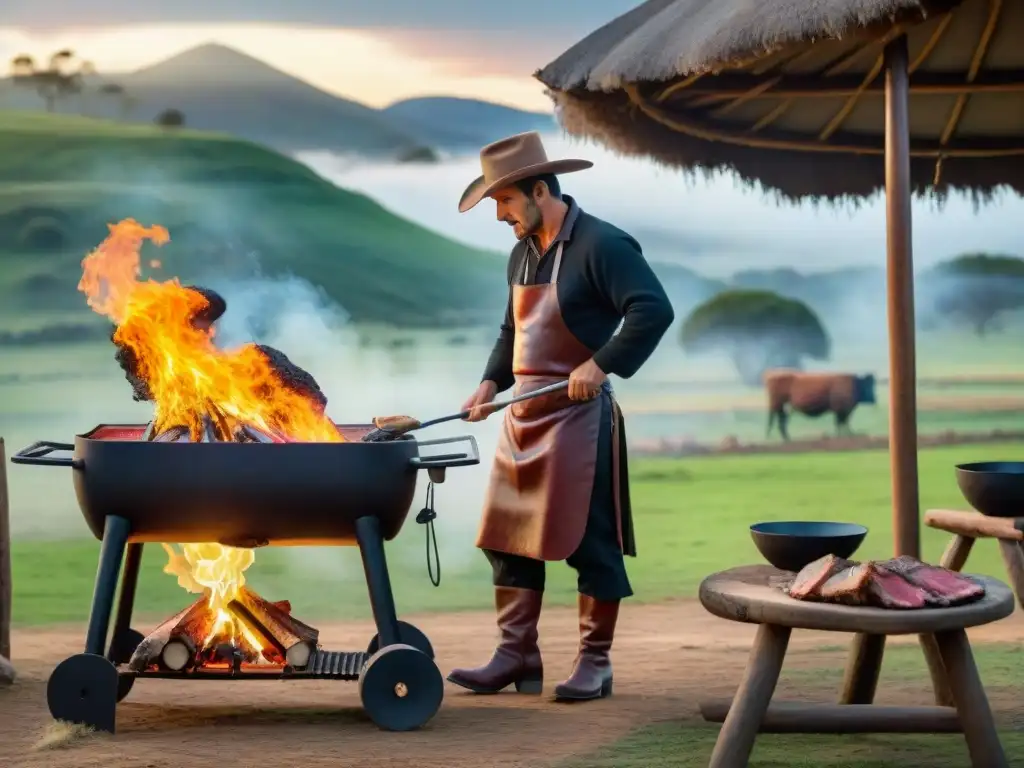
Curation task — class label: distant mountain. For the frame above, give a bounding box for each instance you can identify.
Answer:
[382,96,555,148]
[0,44,557,158]
[115,44,422,156]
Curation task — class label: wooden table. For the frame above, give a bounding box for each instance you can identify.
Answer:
[919,509,1024,707]
[698,565,1013,768]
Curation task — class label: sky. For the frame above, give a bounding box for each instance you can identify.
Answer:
[0,1,638,109]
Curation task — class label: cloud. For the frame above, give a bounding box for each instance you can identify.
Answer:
[7,1,639,33]
[0,24,560,109]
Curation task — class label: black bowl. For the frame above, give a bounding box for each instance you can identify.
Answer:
[750,521,868,572]
[956,462,1024,518]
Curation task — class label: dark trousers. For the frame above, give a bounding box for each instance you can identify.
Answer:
[482,394,633,602]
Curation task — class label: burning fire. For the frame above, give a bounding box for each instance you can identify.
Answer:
[79,219,339,658]
[162,543,264,651]
[77,218,343,443]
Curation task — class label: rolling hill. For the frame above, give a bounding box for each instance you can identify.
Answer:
[382,96,556,149]
[0,111,507,339]
[0,44,557,157]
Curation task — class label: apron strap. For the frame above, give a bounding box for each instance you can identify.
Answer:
[521,241,565,285]
[550,242,564,284]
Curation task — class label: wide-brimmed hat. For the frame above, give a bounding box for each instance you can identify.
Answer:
[458,131,593,213]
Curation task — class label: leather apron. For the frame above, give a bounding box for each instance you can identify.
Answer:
[476,243,635,562]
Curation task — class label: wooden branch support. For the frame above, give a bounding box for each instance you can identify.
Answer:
[839,633,886,704]
[918,532,974,707]
[922,509,1024,709]
[707,623,790,768]
[924,509,1024,541]
[699,700,962,733]
[0,437,13,682]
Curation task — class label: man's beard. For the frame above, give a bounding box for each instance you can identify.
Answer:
[506,200,542,240]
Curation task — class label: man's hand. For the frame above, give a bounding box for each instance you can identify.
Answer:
[462,380,499,422]
[568,358,607,401]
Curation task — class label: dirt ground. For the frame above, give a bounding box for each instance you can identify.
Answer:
[3,601,1023,768]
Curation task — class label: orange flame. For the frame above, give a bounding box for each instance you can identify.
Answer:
[78,218,342,442]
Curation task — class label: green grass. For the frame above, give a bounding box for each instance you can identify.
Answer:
[566,643,1024,767]
[0,110,503,330]
[11,441,1021,626]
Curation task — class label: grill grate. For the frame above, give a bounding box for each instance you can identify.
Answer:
[304,650,369,680]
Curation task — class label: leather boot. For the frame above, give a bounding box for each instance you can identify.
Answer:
[554,594,618,701]
[447,586,544,694]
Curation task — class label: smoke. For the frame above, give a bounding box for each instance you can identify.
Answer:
[297,135,1024,276]
[197,268,499,581]
[298,135,1024,377]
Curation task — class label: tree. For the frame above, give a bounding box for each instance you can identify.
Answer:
[155,108,186,128]
[680,289,831,386]
[921,253,1024,336]
[99,82,136,120]
[8,49,90,112]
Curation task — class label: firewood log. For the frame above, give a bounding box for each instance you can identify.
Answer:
[229,587,319,668]
[128,595,211,671]
[161,635,197,671]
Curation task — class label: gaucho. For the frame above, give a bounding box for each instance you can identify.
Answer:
[448,132,674,701]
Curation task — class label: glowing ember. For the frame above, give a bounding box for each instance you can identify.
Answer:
[77,218,342,443]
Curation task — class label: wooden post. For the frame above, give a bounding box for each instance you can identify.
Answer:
[839,34,919,706]
[0,437,13,682]
[883,34,920,559]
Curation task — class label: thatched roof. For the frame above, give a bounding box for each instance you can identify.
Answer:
[536,0,1024,200]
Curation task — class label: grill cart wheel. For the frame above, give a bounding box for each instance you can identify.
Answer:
[358,644,443,731]
[47,653,119,733]
[109,628,145,664]
[366,620,434,659]
[108,627,145,702]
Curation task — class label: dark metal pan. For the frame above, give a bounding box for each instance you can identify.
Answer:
[12,426,479,545]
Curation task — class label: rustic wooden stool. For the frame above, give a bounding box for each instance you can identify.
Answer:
[918,509,1024,707]
[697,565,1012,768]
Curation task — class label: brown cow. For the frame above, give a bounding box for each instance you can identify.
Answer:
[764,370,876,441]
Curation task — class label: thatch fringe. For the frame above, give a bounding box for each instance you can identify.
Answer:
[536,0,947,91]
[547,86,1022,204]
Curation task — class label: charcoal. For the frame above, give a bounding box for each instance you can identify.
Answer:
[152,425,190,442]
[819,563,874,605]
[200,415,220,442]
[868,567,930,609]
[254,344,328,412]
[111,286,226,403]
[184,286,227,329]
[789,554,853,600]
[113,335,153,402]
[238,424,276,443]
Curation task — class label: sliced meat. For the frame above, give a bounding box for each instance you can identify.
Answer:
[819,563,874,605]
[868,567,930,609]
[876,556,986,606]
[789,554,853,599]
